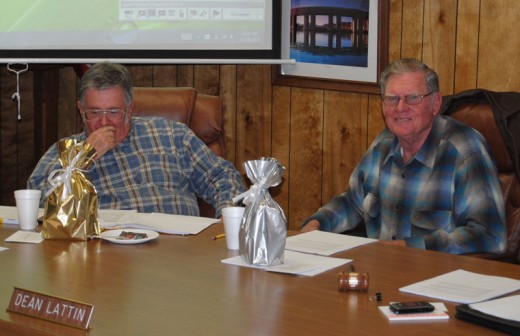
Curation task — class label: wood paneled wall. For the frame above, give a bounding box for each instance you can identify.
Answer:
[2,0,520,230]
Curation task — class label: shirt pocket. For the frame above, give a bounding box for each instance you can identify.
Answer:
[411,210,453,230]
[362,193,380,218]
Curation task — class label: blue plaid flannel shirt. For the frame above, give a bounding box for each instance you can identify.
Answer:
[28,117,245,218]
[304,115,506,254]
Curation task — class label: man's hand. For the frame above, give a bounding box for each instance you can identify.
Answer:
[301,219,320,232]
[380,240,406,247]
[86,126,117,159]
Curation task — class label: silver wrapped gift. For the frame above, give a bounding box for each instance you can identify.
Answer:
[234,157,287,266]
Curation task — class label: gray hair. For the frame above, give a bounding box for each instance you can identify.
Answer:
[379,58,439,95]
[78,62,133,107]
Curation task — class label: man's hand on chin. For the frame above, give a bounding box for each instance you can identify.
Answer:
[86,126,117,159]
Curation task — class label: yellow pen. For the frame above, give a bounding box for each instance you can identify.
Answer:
[211,233,226,240]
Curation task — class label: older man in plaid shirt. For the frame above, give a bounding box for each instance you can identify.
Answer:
[28,62,245,218]
[302,59,506,255]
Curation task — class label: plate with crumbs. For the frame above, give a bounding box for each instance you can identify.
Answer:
[100,229,159,244]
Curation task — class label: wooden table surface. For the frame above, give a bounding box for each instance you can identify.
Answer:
[0,223,518,336]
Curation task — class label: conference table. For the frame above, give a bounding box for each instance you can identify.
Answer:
[0,223,518,335]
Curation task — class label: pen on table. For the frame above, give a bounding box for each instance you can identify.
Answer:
[211,233,226,240]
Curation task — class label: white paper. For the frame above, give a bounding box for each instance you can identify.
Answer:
[400,269,520,304]
[379,302,449,322]
[100,211,219,235]
[98,209,137,223]
[469,294,520,322]
[4,230,44,244]
[0,247,9,252]
[0,206,44,225]
[221,250,352,276]
[285,230,378,256]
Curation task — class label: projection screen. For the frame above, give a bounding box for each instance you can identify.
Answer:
[0,0,282,64]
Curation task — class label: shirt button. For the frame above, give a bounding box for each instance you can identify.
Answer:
[401,173,406,178]
[396,204,402,211]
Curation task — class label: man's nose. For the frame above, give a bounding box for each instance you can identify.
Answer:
[99,113,111,125]
[395,98,409,111]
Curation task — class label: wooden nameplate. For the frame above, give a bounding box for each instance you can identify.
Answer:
[7,287,94,330]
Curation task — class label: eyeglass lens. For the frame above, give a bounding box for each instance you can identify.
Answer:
[382,92,432,106]
[84,109,125,121]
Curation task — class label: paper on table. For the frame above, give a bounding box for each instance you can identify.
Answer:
[0,247,9,252]
[285,230,378,256]
[100,211,219,235]
[5,231,44,244]
[379,302,449,322]
[400,269,520,304]
[221,250,352,276]
[0,206,44,225]
[98,209,137,223]
[469,295,520,322]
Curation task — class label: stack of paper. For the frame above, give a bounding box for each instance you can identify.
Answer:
[400,269,520,304]
[0,206,44,225]
[221,250,352,276]
[468,295,520,322]
[99,210,219,235]
[221,231,378,276]
[285,230,377,255]
[456,295,520,333]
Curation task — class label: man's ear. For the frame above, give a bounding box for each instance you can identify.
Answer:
[77,101,85,121]
[125,101,134,122]
[432,92,443,116]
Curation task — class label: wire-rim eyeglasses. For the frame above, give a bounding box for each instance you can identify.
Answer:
[381,91,434,106]
[82,109,126,122]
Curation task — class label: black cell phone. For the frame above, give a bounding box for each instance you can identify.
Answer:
[389,301,435,314]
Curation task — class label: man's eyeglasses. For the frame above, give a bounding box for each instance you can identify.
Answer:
[82,109,126,122]
[381,91,434,106]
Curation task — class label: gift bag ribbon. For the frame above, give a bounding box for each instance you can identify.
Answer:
[45,144,93,199]
[232,176,270,205]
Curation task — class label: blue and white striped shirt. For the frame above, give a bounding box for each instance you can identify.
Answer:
[304,115,506,254]
[28,117,245,218]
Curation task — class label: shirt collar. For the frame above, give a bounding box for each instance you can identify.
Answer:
[385,116,444,169]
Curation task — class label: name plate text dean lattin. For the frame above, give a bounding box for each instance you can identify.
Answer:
[7,287,94,330]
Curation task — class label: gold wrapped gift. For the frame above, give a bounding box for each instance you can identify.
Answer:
[42,139,100,241]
